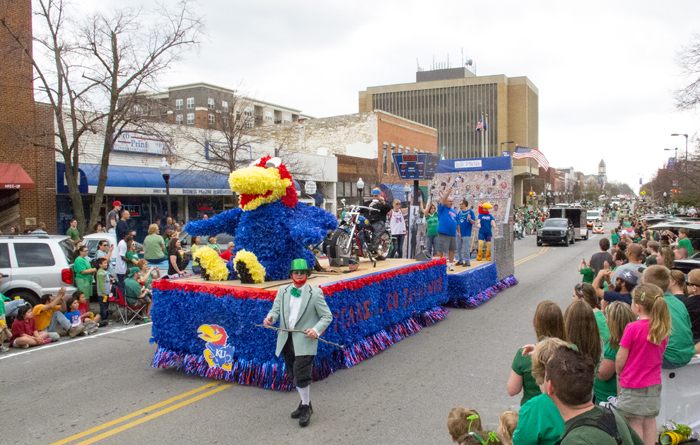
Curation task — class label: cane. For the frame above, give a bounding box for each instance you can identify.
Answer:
[254,324,345,349]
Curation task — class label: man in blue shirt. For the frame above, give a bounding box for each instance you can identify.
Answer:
[437,187,458,271]
[476,203,496,261]
[456,200,475,267]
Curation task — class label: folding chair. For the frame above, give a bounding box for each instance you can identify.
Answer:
[110,286,146,325]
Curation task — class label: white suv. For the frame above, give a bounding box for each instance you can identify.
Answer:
[0,235,77,306]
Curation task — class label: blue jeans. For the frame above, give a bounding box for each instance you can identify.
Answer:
[425,235,437,256]
[393,234,405,258]
[457,236,471,262]
[662,355,689,370]
[45,310,71,333]
[3,299,26,318]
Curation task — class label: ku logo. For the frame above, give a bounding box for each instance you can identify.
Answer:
[197,324,235,371]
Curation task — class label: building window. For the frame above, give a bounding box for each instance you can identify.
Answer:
[187,97,194,109]
[283,114,291,123]
[175,99,183,110]
[265,111,273,121]
[390,145,395,174]
[245,120,253,128]
[244,107,252,116]
[208,98,215,109]
[222,100,229,112]
[208,113,215,125]
[383,143,388,174]
[175,114,183,124]
[187,113,194,125]
[133,104,141,114]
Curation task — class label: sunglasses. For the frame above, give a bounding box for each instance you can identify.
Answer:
[686,282,700,287]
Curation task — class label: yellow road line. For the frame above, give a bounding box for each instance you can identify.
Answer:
[74,384,233,445]
[50,382,222,445]
[515,247,549,266]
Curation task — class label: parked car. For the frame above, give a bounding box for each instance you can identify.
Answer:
[0,234,77,305]
[537,218,576,246]
[673,252,700,274]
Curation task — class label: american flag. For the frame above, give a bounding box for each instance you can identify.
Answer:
[475,117,485,132]
[513,146,550,171]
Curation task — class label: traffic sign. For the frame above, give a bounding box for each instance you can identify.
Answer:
[640,190,646,196]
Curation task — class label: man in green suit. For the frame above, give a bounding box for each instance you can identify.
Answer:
[263,258,333,427]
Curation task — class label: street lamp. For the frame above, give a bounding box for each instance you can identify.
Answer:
[671,133,688,167]
[664,147,678,163]
[159,157,172,219]
[357,178,364,205]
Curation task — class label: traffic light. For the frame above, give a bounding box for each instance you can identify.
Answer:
[673,189,678,194]
[529,191,534,196]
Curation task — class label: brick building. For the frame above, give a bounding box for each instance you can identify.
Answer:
[0,1,56,233]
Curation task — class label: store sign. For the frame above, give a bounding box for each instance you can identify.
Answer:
[304,181,317,195]
[113,132,169,155]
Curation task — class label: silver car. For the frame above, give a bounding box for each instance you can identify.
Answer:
[0,234,77,305]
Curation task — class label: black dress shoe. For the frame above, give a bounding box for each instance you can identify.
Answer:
[291,402,303,419]
[299,404,312,427]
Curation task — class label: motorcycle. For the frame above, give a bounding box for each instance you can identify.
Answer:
[330,199,392,267]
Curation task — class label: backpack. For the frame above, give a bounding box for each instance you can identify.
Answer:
[555,407,622,445]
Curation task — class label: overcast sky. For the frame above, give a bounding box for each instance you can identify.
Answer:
[75,0,700,191]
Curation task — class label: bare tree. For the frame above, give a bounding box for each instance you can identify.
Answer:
[0,0,203,235]
[675,33,700,111]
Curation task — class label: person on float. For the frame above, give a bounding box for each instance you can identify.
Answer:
[476,203,496,261]
[263,258,333,427]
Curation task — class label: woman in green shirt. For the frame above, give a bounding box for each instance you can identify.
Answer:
[73,245,96,299]
[143,224,166,265]
[594,301,635,405]
[419,199,438,256]
[126,238,140,268]
[190,236,201,275]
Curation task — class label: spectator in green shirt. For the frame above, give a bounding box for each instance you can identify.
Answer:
[143,224,165,265]
[677,228,694,258]
[66,219,81,247]
[419,199,438,256]
[578,258,594,284]
[125,267,151,321]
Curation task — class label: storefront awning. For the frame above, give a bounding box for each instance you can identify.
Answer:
[0,163,35,189]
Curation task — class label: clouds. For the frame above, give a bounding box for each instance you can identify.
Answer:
[72,0,700,190]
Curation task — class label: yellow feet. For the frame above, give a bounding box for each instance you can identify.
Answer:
[204,349,214,368]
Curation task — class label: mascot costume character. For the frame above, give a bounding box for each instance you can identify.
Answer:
[186,156,338,283]
[476,202,496,261]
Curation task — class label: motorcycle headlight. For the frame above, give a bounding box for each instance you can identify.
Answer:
[344,213,352,223]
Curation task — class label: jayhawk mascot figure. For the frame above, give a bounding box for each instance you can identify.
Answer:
[186,156,338,283]
[476,202,496,261]
[197,324,235,371]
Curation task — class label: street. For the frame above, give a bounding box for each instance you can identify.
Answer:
[1,226,610,445]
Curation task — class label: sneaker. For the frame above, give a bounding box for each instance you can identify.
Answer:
[68,325,86,338]
[0,345,9,352]
[448,263,454,271]
[98,321,108,328]
[298,404,312,427]
[464,261,471,267]
[43,338,52,344]
[20,343,29,349]
[455,261,464,266]
[291,402,313,419]
[47,332,60,342]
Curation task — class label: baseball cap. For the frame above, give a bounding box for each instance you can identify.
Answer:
[113,201,122,207]
[619,269,638,286]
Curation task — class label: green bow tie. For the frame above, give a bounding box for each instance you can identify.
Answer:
[290,287,301,298]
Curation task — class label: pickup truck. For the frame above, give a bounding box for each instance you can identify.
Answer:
[548,207,590,240]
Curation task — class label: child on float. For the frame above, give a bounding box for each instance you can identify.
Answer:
[573,283,610,344]
[512,337,573,445]
[207,236,220,254]
[594,301,635,407]
[446,407,482,444]
[507,301,566,406]
[615,283,671,445]
[497,411,518,445]
[9,305,51,348]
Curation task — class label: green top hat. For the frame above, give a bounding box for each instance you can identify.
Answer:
[128,266,140,278]
[291,258,311,275]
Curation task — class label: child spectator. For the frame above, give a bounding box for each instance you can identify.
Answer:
[611,228,619,248]
[668,269,687,304]
[645,241,659,266]
[684,269,700,352]
[96,257,112,324]
[616,283,670,444]
[642,265,696,369]
[507,301,565,406]
[75,291,104,329]
[64,296,98,335]
[207,236,221,254]
[676,228,693,258]
[564,300,602,367]
[512,337,571,445]
[578,259,594,284]
[10,305,51,348]
[497,411,518,445]
[594,301,635,407]
[446,407,482,444]
[573,283,610,344]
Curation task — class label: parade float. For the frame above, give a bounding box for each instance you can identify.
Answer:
[150,155,517,390]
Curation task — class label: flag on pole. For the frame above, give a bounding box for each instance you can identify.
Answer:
[513,146,550,171]
[475,116,486,132]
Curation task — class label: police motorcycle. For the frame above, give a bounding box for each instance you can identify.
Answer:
[330,199,392,267]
